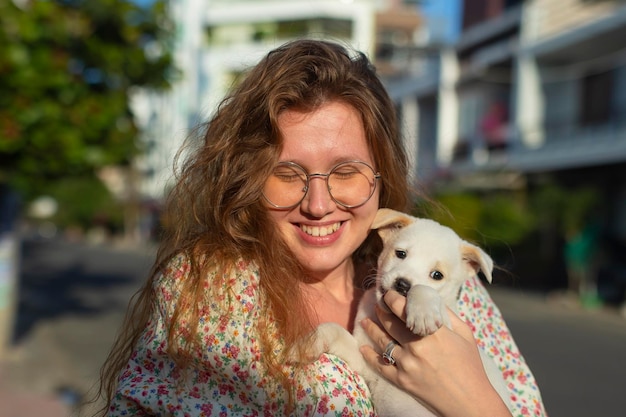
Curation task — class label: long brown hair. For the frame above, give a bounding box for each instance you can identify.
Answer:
[97,38,412,413]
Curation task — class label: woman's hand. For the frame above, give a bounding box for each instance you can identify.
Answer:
[359,290,512,417]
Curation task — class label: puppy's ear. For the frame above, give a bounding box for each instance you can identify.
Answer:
[461,242,494,283]
[372,209,415,242]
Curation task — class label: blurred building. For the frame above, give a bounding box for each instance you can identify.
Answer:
[132,0,626,298]
[409,0,626,296]
[443,0,626,179]
[133,0,423,200]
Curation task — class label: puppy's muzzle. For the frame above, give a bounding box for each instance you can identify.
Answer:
[393,278,411,297]
[378,277,411,312]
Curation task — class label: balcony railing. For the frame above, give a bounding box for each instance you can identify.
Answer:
[450,118,626,174]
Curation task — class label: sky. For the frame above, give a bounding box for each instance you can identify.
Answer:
[132,0,154,6]
[420,0,462,43]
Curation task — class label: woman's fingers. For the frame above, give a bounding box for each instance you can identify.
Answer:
[359,291,513,417]
[359,317,399,368]
[381,290,408,321]
[374,305,414,345]
[381,290,474,344]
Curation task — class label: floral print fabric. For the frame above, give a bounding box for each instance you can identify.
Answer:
[457,276,546,417]
[109,255,546,416]
[109,255,375,416]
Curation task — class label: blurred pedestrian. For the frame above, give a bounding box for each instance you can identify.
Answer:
[480,100,509,153]
[564,220,601,307]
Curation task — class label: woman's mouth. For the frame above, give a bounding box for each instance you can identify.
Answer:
[299,222,341,237]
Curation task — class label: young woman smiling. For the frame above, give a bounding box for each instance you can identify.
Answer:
[97,39,546,417]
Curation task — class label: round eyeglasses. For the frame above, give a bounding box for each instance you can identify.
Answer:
[263,160,381,209]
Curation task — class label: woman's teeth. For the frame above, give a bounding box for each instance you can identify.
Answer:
[300,222,340,237]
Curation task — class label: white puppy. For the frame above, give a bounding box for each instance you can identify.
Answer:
[309,208,511,416]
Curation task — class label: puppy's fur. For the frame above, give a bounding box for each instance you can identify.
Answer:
[309,209,511,416]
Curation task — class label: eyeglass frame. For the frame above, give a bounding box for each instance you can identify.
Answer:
[262,160,382,209]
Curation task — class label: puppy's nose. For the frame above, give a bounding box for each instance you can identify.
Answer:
[393,278,411,297]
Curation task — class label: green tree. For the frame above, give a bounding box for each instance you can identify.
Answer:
[0,0,174,228]
[426,191,534,249]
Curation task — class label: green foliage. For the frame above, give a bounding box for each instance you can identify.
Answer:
[426,183,600,255]
[528,182,600,235]
[427,193,483,241]
[0,0,174,202]
[427,191,534,249]
[479,194,535,247]
[45,174,124,231]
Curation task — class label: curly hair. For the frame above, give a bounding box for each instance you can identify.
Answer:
[97,39,412,413]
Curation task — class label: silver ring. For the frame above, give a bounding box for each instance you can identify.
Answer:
[382,340,398,366]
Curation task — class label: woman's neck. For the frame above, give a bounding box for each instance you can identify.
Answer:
[300,262,364,332]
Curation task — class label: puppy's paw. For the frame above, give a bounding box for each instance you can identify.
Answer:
[405,285,447,336]
[406,308,445,335]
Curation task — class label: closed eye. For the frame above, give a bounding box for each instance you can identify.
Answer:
[395,249,407,259]
[430,270,444,280]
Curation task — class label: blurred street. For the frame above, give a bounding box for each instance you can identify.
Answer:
[1,236,625,417]
[0,237,155,417]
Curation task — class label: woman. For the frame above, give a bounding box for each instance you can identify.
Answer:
[98,39,545,417]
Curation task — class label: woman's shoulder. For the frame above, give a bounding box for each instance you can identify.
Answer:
[154,253,261,293]
[150,252,263,326]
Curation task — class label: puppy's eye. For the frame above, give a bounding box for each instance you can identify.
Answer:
[430,270,444,280]
[395,249,407,259]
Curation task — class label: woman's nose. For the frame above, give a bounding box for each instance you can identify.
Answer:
[300,177,335,217]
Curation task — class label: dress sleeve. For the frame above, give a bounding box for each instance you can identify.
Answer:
[456,275,547,417]
[108,255,376,417]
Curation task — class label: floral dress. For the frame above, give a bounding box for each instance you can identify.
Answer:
[456,277,546,417]
[108,255,546,417]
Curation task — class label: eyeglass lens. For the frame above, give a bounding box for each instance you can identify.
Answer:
[263,161,378,208]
